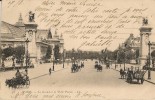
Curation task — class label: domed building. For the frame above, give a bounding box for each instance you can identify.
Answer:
[0,13,64,66]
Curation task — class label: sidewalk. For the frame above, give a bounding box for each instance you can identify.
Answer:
[144,71,155,85]
[110,63,155,85]
[0,62,71,82]
[28,62,70,80]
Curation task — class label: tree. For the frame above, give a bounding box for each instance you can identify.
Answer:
[135,49,139,64]
[117,50,125,64]
[14,45,25,63]
[125,50,132,63]
[0,47,1,55]
[54,45,60,61]
[45,46,52,59]
[113,50,118,61]
[2,46,14,59]
[151,50,155,67]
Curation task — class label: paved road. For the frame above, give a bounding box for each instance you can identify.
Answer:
[1,60,155,100]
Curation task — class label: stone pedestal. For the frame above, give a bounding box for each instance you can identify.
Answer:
[36,45,41,64]
[139,25,152,68]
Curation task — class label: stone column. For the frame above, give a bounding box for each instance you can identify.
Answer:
[25,22,38,65]
[0,0,2,66]
[139,25,152,68]
[37,45,41,64]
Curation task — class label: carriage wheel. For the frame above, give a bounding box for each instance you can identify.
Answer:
[26,80,30,87]
[137,79,139,83]
[125,74,127,80]
[127,78,129,82]
[127,77,132,83]
[129,78,132,83]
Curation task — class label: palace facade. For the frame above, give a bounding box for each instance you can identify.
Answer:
[0,13,64,64]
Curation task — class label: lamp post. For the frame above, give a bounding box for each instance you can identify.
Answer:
[53,48,55,71]
[1,53,5,71]
[123,43,127,71]
[123,49,126,71]
[25,38,29,68]
[62,49,64,68]
[12,54,15,68]
[62,49,65,68]
[148,41,152,79]
[0,0,2,67]
[115,51,118,69]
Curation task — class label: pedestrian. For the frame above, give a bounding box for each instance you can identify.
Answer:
[49,68,51,75]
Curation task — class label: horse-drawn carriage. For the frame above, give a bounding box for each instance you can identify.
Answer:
[94,61,102,71]
[120,69,127,79]
[126,68,146,84]
[120,67,146,84]
[5,71,30,88]
[71,61,85,73]
[71,63,81,73]
[97,65,102,72]
[71,64,78,73]
[94,61,98,69]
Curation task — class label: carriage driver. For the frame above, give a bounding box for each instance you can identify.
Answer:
[15,69,22,79]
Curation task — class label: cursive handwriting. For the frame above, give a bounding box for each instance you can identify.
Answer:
[7,0,24,8]
[11,90,105,99]
[5,0,148,50]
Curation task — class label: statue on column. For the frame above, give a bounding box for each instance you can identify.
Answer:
[29,11,35,22]
[143,17,148,26]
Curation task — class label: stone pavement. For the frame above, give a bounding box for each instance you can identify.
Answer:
[110,63,155,85]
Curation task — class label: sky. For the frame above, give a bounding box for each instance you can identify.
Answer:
[1,0,155,51]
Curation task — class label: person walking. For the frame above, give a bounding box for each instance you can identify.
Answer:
[49,68,51,75]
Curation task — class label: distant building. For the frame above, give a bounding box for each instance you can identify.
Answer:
[120,33,155,65]
[0,13,64,64]
[122,34,140,50]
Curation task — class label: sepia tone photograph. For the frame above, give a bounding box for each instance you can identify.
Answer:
[0,0,155,100]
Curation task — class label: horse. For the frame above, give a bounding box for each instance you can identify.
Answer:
[71,64,78,73]
[106,63,110,69]
[120,69,127,79]
[97,65,102,72]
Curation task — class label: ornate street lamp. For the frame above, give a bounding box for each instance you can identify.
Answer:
[25,38,29,68]
[123,49,126,70]
[123,43,127,70]
[1,53,5,71]
[148,41,152,79]
[2,53,5,68]
[12,54,15,68]
[63,49,65,68]
[62,49,64,68]
[53,48,55,71]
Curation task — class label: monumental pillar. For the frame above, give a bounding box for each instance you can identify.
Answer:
[0,0,2,66]
[25,11,38,65]
[139,18,152,68]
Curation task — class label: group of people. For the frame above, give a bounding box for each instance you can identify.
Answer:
[119,66,141,79]
[95,61,110,69]
[14,68,28,79]
[71,61,85,72]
